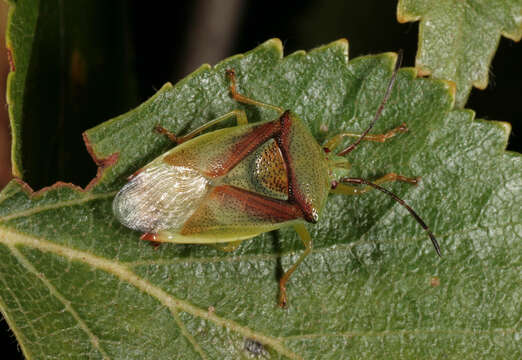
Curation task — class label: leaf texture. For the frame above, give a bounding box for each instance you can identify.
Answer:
[398,0,522,107]
[0,39,520,359]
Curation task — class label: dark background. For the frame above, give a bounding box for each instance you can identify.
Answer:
[1,1,521,358]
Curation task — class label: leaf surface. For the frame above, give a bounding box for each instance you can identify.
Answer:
[397,0,522,107]
[0,39,520,359]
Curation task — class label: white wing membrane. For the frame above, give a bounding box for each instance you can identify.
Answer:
[113,163,209,233]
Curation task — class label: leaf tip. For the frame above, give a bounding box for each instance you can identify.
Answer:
[474,119,512,151]
[416,64,432,77]
[498,121,512,137]
[331,38,349,59]
[396,1,420,23]
[501,30,522,42]
[471,76,488,90]
[494,121,512,141]
[380,51,402,72]
[189,64,212,78]
[309,39,349,63]
[262,38,283,57]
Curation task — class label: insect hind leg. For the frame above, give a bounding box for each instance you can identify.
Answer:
[278,224,313,308]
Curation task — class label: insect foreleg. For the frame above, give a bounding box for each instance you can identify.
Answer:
[323,123,408,152]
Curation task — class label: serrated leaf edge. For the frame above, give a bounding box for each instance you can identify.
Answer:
[3,37,517,358]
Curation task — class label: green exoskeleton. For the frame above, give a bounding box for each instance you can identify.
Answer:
[113,52,440,307]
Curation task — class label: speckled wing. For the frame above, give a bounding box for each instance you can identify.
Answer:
[112,159,209,234]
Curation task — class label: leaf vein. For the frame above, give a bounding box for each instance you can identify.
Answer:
[170,308,209,360]
[0,191,117,223]
[0,228,303,360]
[7,244,111,359]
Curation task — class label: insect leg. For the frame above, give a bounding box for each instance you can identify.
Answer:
[331,173,419,195]
[323,123,408,151]
[226,69,284,115]
[278,224,313,308]
[154,110,248,144]
[153,126,178,143]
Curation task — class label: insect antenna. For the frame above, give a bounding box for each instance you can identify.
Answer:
[337,50,404,156]
[340,177,441,256]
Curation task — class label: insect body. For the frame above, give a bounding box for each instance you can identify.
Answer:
[113,56,440,307]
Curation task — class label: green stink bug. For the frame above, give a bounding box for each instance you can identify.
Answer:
[113,52,440,307]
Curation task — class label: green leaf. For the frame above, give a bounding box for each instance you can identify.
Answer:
[1,39,520,359]
[397,0,522,107]
[6,0,138,188]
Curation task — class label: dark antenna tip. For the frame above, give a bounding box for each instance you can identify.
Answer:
[430,233,442,257]
[340,177,441,257]
[338,50,404,156]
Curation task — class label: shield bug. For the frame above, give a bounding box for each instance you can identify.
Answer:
[113,51,440,307]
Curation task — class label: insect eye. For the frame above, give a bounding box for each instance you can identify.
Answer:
[330,180,338,189]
